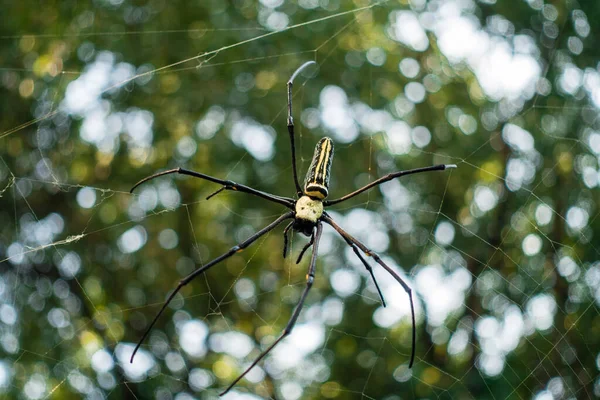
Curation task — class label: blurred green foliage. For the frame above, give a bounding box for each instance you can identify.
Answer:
[1,0,600,399]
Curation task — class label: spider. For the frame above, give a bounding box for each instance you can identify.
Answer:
[129,61,456,395]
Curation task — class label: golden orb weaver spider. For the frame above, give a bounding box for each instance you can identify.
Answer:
[129,61,456,395]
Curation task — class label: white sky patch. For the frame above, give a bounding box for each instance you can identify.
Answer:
[415,264,471,327]
[535,204,553,226]
[62,52,115,115]
[221,391,263,400]
[526,294,557,331]
[399,58,420,78]
[58,251,82,278]
[61,52,152,154]
[434,221,456,246]
[502,123,539,192]
[330,269,360,298]
[115,343,155,381]
[91,349,114,373]
[6,214,66,266]
[559,63,583,95]
[178,320,209,358]
[24,373,47,400]
[475,305,524,377]
[122,108,154,149]
[188,368,214,392]
[366,47,386,66]
[320,297,344,326]
[352,254,418,328]
[259,0,283,8]
[0,361,11,390]
[137,187,158,211]
[342,209,389,252]
[271,322,324,370]
[522,233,542,256]
[353,103,393,135]
[557,256,580,281]
[319,86,359,143]
[474,186,498,213]
[156,182,181,209]
[405,82,426,103]
[117,226,147,254]
[209,332,253,358]
[165,352,186,373]
[76,187,97,209]
[582,68,600,109]
[196,106,226,140]
[566,206,589,231]
[502,124,535,153]
[0,304,17,326]
[280,382,303,400]
[234,278,256,301]
[176,136,197,158]
[411,126,431,148]
[158,229,179,250]
[387,11,429,51]
[505,157,537,192]
[430,1,540,101]
[386,121,412,155]
[229,118,275,161]
[448,329,469,355]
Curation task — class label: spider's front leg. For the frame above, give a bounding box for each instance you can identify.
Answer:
[130,167,295,208]
[324,163,457,206]
[287,61,317,198]
[220,222,323,396]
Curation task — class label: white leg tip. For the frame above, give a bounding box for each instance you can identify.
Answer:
[445,164,457,169]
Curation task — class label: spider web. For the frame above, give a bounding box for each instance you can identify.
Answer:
[1,1,599,399]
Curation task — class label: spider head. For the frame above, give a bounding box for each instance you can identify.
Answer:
[303,137,334,199]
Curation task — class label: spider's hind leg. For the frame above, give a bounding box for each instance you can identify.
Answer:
[220,222,324,396]
[346,242,387,307]
[323,214,415,368]
[296,233,315,264]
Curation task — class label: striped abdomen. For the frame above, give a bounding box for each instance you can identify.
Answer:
[303,137,334,199]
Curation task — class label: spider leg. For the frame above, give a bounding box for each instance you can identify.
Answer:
[130,211,295,363]
[324,164,457,206]
[205,186,226,200]
[343,240,386,307]
[296,233,314,264]
[130,167,295,208]
[322,214,415,368]
[282,221,294,258]
[287,61,317,198]
[220,222,323,396]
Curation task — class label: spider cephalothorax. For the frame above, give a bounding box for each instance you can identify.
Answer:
[129,61,456,396]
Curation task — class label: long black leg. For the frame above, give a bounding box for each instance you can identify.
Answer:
[296,233,314,264]
[220,222,323,396]
[282,221,294,258]
[324,164,456,206]
[287,61,316,198]
[345,241,386,307]
[130,211,295,363]
[322,214,415,368]
[130,168,295,208]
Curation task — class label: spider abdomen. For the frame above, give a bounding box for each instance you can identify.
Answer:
[304,137,334,199]
[295,195,323,223]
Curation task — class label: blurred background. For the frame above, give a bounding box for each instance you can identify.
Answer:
[1,0,599,399]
